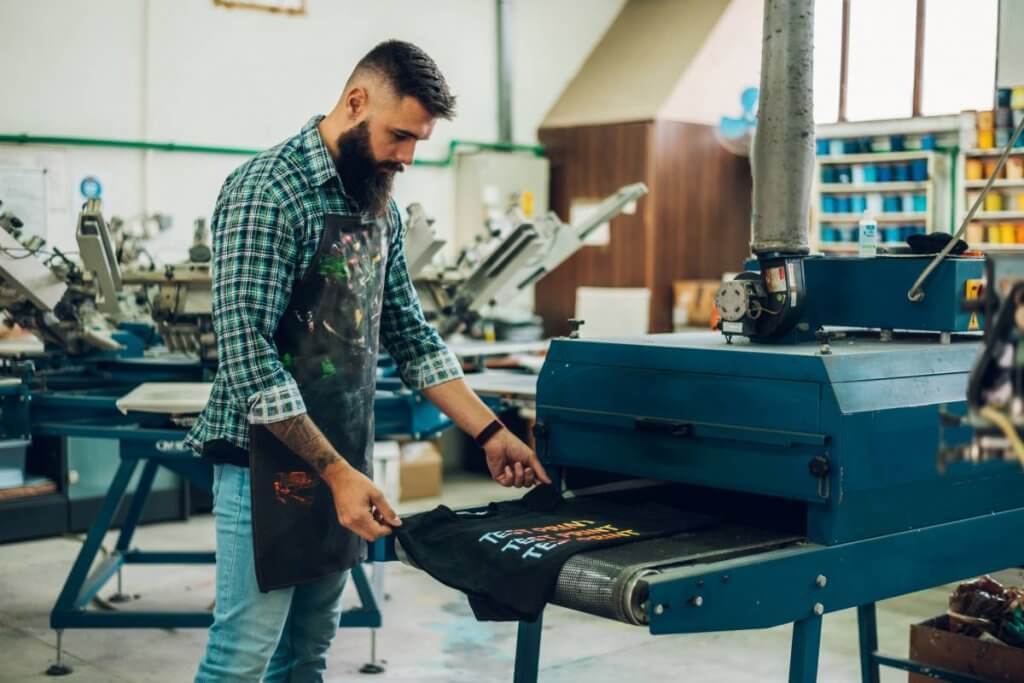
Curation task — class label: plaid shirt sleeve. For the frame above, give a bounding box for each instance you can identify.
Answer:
[212,182,307,424]
[380,202,463,390]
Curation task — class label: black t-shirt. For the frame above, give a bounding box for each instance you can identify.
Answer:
[395,485,712,622]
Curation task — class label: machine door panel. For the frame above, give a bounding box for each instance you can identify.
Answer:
[538,364,822,436]
[540,409,830,503]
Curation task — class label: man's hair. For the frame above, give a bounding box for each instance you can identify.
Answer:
[352,40,456,119]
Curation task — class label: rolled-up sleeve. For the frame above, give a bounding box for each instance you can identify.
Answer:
[212,184,307,424]
[380,202,463,390]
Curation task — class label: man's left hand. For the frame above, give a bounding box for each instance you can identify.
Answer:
[483,428,551,488]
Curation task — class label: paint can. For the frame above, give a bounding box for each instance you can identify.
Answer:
[966,222,985,244]
[984,191,1004,212]
[966,158,984,181]
[983,158,1002,179]
[1011,87,1024,110]
[1001,222,1017,244]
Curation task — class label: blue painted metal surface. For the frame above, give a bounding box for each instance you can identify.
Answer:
[36,366,426,634]
[789,616,823,683]
[744,255,984,333]
[510,292,1021,681]
[536,332,1024,546]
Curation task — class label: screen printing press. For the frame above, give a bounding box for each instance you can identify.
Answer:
[385,2,1024,680]
[389,257,1024,683]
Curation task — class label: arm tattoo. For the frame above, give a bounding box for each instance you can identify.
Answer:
[265,415,343,474]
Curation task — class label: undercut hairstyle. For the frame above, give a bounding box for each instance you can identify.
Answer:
[351,40,457,120]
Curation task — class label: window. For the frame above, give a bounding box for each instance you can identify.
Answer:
[846,0,917,121]
[815,0,999,122]
[920,0,998,115]
[814,0,844,123]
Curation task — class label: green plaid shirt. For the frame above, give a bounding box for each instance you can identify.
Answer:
[185,116,462,454]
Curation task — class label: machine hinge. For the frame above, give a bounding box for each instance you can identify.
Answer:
[809,454,831,499]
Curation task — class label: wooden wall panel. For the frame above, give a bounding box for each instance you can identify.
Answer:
[649,120,752,331]
[535,118,751,336]
[536,121,653,337]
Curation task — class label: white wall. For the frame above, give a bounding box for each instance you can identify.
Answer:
[0,0,621,260]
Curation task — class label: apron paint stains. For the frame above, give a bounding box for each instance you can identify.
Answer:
[249,213,389,592]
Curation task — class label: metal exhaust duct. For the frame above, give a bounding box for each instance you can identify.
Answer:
[751,0,814,256]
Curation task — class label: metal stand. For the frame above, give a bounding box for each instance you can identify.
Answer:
[857,603,880,683]
[106,566,135,604]
[358,630,385,674]
[513,613,543,683]
[45,630,72,676]
[788,614,823,683]
[49,444,216,632]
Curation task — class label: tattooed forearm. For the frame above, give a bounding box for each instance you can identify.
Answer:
[265,415,344,474]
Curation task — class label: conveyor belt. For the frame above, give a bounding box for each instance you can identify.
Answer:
[396,522,802,626]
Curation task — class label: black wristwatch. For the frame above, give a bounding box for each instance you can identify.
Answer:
[474,419,505,447]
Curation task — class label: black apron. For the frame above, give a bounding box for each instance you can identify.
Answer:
[249,213,389,592]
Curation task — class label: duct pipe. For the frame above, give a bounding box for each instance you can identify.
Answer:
[751,0,814,255]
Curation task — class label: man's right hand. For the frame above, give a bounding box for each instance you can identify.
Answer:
[324,462,402,542]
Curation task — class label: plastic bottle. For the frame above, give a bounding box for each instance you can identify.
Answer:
[858,212,878,257]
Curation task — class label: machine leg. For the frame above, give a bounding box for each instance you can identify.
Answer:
[788,614,823,683]
[51,459,137,622]
[45,630,72,676]
[107,459,158,603]
[857,603,880,683]
[358,630,384,675]
[114,458,158,554]
[513,613,543,683]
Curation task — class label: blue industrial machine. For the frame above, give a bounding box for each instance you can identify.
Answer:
[392,1,1024,681]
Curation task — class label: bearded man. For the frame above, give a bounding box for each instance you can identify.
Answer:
[187,40,548,682]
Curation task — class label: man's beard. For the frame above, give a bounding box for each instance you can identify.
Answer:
[335,121,401,217]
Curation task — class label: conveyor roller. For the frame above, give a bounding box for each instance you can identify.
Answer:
[396,522,801,626]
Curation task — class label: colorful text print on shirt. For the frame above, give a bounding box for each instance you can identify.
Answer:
[478,519,642,560]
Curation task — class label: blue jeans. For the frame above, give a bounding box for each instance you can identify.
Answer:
[195,464,348,682]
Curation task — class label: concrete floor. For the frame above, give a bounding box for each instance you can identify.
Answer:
[1,473,1020,682]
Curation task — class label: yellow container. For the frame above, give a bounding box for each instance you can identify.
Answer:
[977,110,995,129]
[966,222,986,244]
[988,224,1003,243]
[978,129,995,149]
[1008,157,1024,180]
[1001,222,1016,243]
[1017,193,1024,211]
[985,191,1005,212]
[1013,87,1024,110]
[983,158,1002,179]
[966,158,985,180]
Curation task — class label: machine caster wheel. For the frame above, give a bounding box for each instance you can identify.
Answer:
[46,664,73,676]
[359,662,385,674]
[107,592,137,604]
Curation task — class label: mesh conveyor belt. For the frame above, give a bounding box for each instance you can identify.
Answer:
[396,523,802,626]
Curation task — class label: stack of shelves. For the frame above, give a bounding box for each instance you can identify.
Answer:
[960,147,1024,252]
[815,151,942,253]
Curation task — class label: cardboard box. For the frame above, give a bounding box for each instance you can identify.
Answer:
[673,280,721,329]
[909,616,1024,682]
[399,440,443,501]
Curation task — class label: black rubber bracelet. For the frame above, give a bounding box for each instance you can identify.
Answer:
[474,419,505,447]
